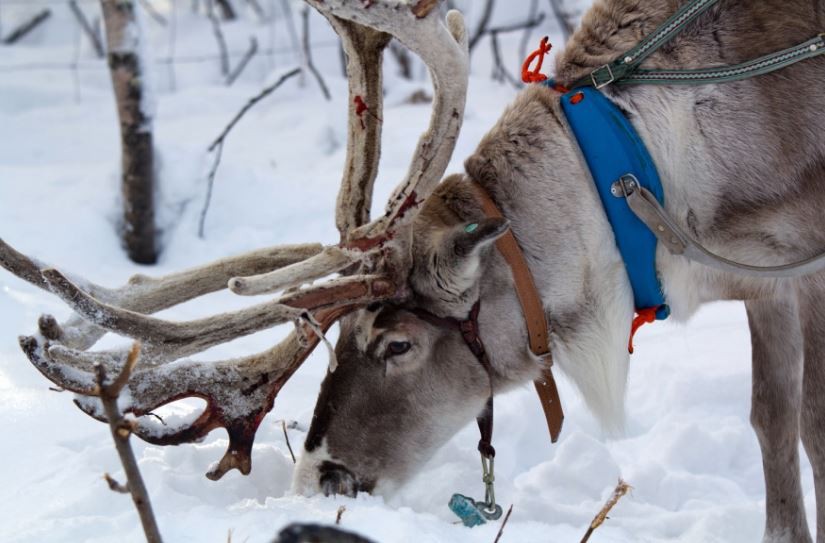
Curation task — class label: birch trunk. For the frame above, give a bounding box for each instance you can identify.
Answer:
[100,0,157,264]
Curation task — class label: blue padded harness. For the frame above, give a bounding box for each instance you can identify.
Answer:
[546,82,670,321]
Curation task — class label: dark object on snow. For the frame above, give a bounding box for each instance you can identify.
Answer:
[273,523,377,543]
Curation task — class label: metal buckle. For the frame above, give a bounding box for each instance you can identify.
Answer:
[610,174,639,198]
[591,64,615,89]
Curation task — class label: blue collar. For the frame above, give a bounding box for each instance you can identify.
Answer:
[547,82,670,321]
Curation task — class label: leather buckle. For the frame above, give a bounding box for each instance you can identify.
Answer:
[591,64,615,89]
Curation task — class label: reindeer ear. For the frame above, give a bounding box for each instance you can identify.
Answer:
[452,218,509,257]
[431,217,509,293]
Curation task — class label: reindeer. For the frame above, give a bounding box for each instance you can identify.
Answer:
[2,0,824,541]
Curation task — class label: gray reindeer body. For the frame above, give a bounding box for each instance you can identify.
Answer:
[296,1,825,540]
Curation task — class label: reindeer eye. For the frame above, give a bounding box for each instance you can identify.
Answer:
[386,341,411,356]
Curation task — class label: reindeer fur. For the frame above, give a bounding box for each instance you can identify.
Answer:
[296,1,825,540]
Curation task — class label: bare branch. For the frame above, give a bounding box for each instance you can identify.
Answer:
[199,67,301,237]
[281,420,296,464]
[2,8,50,45]
[548,0,575,41]
[580,479,632,543]
[226,36,259,86]
[467,0,493,52]
[208,5,231,76]
[103,473,130,493]
[301,7,331,100]
[215,0,237,20]
[493,504,514,543]
[69,1,105,58]
[207,68,302,153]
[96,344,163,543]
[138,0,168,26]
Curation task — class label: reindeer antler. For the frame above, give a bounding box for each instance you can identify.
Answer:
[0,0,469,480]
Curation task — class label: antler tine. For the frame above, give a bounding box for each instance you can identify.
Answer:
[32,307,349,480]
[0,237,323,351]
[305,1,469,243]
[40,268,395,362]
[229,246,360,296]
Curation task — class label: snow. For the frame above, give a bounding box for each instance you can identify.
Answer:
[0,1,816,542]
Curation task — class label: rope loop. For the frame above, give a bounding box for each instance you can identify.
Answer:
[522,36,552,83]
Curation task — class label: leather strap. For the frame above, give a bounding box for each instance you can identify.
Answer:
[469,182,564,442]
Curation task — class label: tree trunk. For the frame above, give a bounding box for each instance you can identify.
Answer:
[100,0,158,264]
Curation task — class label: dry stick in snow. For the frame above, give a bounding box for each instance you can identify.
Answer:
[226,36,259,86]
[493,504,514,543]
[335,506,346,525]
[96,343,163,543]
[281,419,296,464]
[199,67,301,237]
[2,8,50,45]
[208,4,231,77]
[300,7,330,100]
[69,0,105,58]
[548,0,575,41]
[580,479,632,543]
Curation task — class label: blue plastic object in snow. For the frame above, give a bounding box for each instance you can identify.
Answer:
[449,493,502,527]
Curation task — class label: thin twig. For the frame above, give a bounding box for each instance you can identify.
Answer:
[69,0,104,57]
[490,31,521,88]
[138,0,168,26]
[199,68,300,237]
[548,0,575,41]
[215,0,237,20]
[96,343,163,543]
[208,2,230,77]
[335,505,346,525]
[104,473,130,494]
[487,12,546,35]
[468,0,494,52]
[518,0,540,64]
[3,8,50,45]
[207,67,301,153]
[226,36,258,86]
[282,419,296,464]
[246,0,267,21]
[198,138,224,239]
[580,479,632,543]
[300,7,330,100]
[493,504,513,543]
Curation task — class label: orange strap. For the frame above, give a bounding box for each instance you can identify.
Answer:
[522,36,552,84]
[628,307,659,354]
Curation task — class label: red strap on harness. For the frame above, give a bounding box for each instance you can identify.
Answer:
[522,36,552,83]
[628,306,660,354]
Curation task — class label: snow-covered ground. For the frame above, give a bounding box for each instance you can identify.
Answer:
[0,1,815,542]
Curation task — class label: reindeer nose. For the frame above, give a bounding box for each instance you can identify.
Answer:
[319,461,358,497]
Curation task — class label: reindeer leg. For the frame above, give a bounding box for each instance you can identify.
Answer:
[747,298,812,543]
[798,279,825,543]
